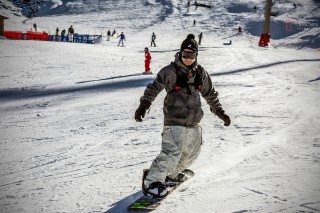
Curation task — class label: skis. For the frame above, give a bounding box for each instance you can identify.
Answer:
[128,169,194,211]
[141,71,153,75]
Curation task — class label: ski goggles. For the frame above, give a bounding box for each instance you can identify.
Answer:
[181,51,197,59]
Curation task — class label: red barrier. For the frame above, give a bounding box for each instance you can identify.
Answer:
[4,31,23,39]
[26,31,49,41]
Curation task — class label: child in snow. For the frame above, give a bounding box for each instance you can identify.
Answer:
[144,47,152,74]
[135,34,231,198]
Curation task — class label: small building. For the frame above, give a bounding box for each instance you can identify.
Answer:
[0,15,9,36]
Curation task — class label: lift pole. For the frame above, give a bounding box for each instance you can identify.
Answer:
[259,0,272,46]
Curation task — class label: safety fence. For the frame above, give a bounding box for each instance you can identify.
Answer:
[3,31,102,44]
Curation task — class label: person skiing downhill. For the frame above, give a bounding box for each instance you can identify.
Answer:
[134,34,231,198]
[117,32,125,47]
[144,47,152,73]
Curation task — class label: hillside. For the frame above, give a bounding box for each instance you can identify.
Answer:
[1,0,319,48]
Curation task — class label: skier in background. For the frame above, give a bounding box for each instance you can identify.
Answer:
[238,26,242,34]
[198,32,203,45]
[61,29,66,41]
[117,32,125,47]
[68,25,74,42]
[135,34,231,198]
[144,47,152,74]
[112,29,116,37]
[151,32,156,47]
[107,30,111,41]
[55,27,59,41]
[33,23,37,31]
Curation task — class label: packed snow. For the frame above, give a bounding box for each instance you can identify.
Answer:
[0,0,320,212]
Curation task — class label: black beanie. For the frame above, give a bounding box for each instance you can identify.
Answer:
[180,34,198,52]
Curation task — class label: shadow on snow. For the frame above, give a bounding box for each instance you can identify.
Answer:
[104,191,149,213]
[211,59,320,76]
[1,59,319,102]
[0,76,154,101]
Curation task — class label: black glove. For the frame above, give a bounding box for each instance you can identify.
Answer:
[135,100,151,122]
[215,108,231,126]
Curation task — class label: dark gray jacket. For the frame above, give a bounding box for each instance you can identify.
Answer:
[140,53,222,127]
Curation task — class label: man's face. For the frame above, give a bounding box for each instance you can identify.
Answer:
[181,49,196,66]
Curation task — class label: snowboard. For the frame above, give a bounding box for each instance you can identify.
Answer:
[128,169,194,211]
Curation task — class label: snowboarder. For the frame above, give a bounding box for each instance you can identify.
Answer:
[144,47,152,74]
[107,30,111,41]
[198,32,203,45]
[68,25,74,42]
[117,32,125,47]
[134,34,231,198]
[151,32,156,47]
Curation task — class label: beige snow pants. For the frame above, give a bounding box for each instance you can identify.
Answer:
[145,125,202,184]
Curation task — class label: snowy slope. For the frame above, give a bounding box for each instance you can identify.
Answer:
[1,0,320,213]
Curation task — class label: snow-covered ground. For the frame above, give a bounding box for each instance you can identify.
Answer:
[0,0,320,212]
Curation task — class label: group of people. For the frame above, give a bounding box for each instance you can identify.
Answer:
[54,25,74,42]
[104,30,126,47]
[106,29,117,41]
[32,23,74,42]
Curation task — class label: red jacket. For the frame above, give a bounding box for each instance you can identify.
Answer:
[145,52,151,61]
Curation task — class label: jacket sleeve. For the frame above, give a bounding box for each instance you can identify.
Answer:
[200,69,223,114]
[140,66,173,103]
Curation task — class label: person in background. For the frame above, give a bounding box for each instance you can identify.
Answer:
[55,27,59,41]
[151,32,156,47]
[117,32,125,47]
[68,25,74,42]
[144,47,152,74]
[33,23,37,31]
[134,34,231,198]
[198,32,203,45]
[253,6,257,12]
[107,30,111,41]
[61,29,66,41]
[112,29,116,37]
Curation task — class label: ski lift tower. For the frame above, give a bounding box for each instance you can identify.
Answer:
[259,0,272,46]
